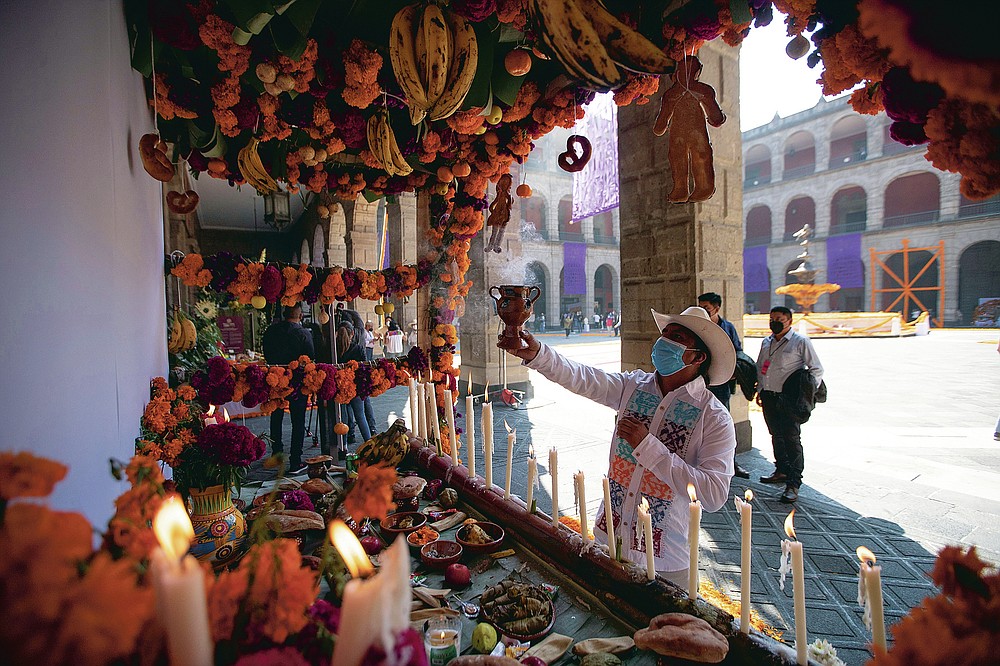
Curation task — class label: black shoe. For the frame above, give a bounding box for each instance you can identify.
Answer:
[287,461,308,476]
[760,471,787,484]
[780,485,799,503]
[734,464,750,479]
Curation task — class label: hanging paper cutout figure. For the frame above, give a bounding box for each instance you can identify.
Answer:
[485,173,514,253]
[653,56,726,203]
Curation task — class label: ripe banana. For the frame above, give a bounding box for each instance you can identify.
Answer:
[356,419,410,467]
[167,311,184,354]
[574,0,675,75]
[427,11,479,121]
[417,3,452,107]
[179,311,198,351]
[529,0,622,90]
[390,3,430,124]
[237,138,279,195]
[367,109,413,177]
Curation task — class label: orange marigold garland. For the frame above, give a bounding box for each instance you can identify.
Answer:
[924,98,1000,200]
[0,451,67,502]
[342,39,383,109]
[342,463,397,522]
[171,253,213,288]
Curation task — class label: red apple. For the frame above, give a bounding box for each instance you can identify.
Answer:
[521,657,547,666]
[360,536,382,555]
[445,563,471,587]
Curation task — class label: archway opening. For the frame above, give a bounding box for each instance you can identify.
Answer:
[594,264,614,321]
[879,250,940,320]
[958,241,1000,326]
[783,130,816,179]
[745,144,771,187]
[829,116,867,168]
[884,172,940,227]
[746,206,772,245]
[558,196,579,240]
[784,197,815,241]
[521,195,547,238]
[830,186,867,235]
[525,262,548,331]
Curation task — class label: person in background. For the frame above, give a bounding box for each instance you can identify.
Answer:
[262,304,314,474]
[538,312,546,332]
[406,321,418,352]
[306,321,332,456]
[755,306,824,503]
[697,292,749,479]
[335,322,372,445]
[362,320,377,361]
[563,312,573,337]
[507,306,736,587]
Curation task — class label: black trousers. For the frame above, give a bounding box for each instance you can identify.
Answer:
[760,391,803,488]
[270,394,308,464]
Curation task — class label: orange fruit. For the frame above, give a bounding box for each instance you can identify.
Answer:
[516,183,532,197]
[505,49,532,77]
[452,162,472,177]
[334,423,349,436]
[437,166,454,183]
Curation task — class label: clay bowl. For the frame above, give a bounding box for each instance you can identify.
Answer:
[406,526,440,551]
[420,540,463,569]
[455,521,505,554]
[379,511,426,538]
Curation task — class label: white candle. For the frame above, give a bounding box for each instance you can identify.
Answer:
[408,379,418,433]
[526,454,537,511]
[782,511,807,665]
[687,484,701,599]
[443,389,458,465]
[503,349,508,390]
[329,521,411,666]
[482,400,494,488]
[857,547,887,655]
[466,383,476,478]
[504,423,515,499]
[639,497,655,581]
[549,448,559,527]
[602,476,616,560]
[430,384,442,451]
[575,471,590,539]
[416,381,426,441]
[151,496,213,666]
[734,490,754,633]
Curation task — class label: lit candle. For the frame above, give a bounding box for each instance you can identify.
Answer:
[465,376,476,478]
[151,496,213,666]
[482,397,494,489]
[408,378,418,434]
[638,496,655,581]
[329,521,411,666]
[443,389,458,465]
[602,476,616,560]
[575,471,590,540]
[549,447,559,527]
[503,421,515,499]
[424,615,461,666]
[201,404,229,428]
[780,511,808,665]
[526,450,537,512]
[857,547,887,655]
[734,489,754,633]
[416,381,426,441]
[688,483,701,599]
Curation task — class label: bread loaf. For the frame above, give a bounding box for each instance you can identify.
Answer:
[633,613,728,663]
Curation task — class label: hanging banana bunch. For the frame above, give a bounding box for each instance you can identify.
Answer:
[367,108,414,176]
[167,309,198,354]
[237,138,279,195]
[390,2,479,124]
[527,0,675,91]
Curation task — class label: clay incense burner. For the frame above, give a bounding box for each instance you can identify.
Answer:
[490,285,541,351]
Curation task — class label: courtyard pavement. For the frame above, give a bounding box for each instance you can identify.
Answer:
[246,327,1000,665]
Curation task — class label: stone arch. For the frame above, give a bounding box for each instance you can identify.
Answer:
[830,186,867,235]
[521,194,548,237]
[745,144,771,186]
[784,196,815,240]
[299,238,311,266]
[593,210,615,242]
[558,195,576,237]
[326,203,348,267]
[746,205,772,245]
[783,130,816,178]
[593,263,616,316]
[958,240,1000,325]
[525,261,550,331]
[311,224,326,267]
[829,115,868,167]
[884,172,940,227]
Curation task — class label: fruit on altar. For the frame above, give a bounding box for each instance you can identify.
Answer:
[355,419,410,466]
[486,105,503,125]
[516,183,532,197]
[334,422,350,436]
[437,165,454,182]
[255,62,277,83]
[453,161,472,177]
[438,487,459,508]
[520,657,547,666]
[505,49,532,76]
[383,303,395,314]
[375,304,385,315]
[422,478,444,500]
[366,108,413,177]
[251,295,267,309]
[238,138,279,194]
[472,623,499,654]
[444,562,471,587]
[360,535,383,555]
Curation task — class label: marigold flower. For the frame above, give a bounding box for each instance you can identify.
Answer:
[343,463,397,522]
[0,451,67,501]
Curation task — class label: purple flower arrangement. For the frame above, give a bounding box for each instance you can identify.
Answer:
[279,489,315,512]
[198,423,266,466]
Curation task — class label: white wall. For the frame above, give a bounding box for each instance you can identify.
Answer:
[0,1,167,525]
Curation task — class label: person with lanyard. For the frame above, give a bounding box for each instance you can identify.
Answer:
[506,306,736,588]
[755,306,824,503]
[697,292,749,479]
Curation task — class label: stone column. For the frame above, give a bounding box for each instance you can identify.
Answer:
[346,198,380,324]
[617,41,751,451]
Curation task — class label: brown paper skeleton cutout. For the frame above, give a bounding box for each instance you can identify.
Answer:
[653,56,726,203]
[485,173,514,253]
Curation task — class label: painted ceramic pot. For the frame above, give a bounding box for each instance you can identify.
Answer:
[188,484,247,570]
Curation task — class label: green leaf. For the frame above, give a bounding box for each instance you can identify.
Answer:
[246,12,276,35]
[362,189,383,203]
[197,125,228,158]
[270,16,308,59]
[232,26,254,45]
[282,0,323,36]
[463,19,498,110]
[492,48,526,107]
[498,24,524,44]
[222,0,275,32]
[730,0,752,25]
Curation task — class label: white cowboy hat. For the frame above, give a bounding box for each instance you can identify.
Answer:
[650,306,737,387]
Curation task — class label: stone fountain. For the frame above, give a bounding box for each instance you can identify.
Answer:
[775,224,840,312]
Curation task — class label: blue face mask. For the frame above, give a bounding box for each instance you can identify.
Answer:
[651,337,693,377]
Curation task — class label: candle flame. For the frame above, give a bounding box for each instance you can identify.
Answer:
[484,381,490,402]
[205,405,215,418]
[784,509,797,539]
[328,520,374,578]
[856,546,876,566]
[745,489,754,502]
[639,496,650,512]
[153,495,194,562]
[504,419,512,434]
[529,445,535,459]
[220,406,230,423]
[687,483,697,503]
[467,374,472,393]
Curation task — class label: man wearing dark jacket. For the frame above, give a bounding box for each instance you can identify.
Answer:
[263,303,315,474]
[755,306,824,503]
[698,292,749,479]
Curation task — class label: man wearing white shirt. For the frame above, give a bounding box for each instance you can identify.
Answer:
[755,306,824,503]
[507,306,736,588]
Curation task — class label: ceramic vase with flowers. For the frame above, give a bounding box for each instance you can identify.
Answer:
[174,422,266,569]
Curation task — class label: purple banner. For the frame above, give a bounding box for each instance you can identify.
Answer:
[826,233,864,289]
[572,93,619,222]
[743,246,769,293]
[563,242,587,295]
